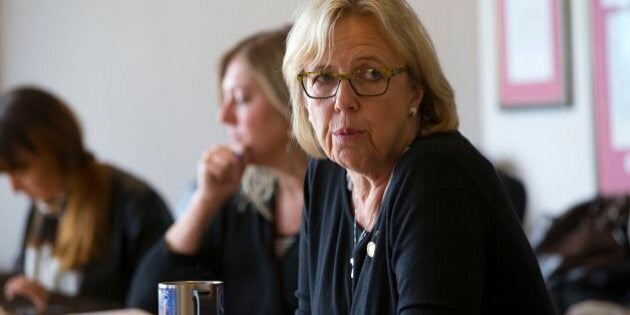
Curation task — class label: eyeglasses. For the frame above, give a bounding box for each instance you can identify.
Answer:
[297,67,408,99]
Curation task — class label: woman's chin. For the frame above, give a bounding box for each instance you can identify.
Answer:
[333,153,367,173]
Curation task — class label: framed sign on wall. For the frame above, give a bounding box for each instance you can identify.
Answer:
[592,0,630,195]
[497,0,571,107]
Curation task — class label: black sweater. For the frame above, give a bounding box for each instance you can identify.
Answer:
[14,165,173,310]
[127,189,299,315]
[297,131,554,314]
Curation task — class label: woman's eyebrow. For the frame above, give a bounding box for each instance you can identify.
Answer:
[351,56,385,66]
[306,64,332,72]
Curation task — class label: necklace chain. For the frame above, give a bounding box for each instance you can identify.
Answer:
[353,205,378,246]
[348,172,391,280]
[346,146,409,282]
[348,172,391,248]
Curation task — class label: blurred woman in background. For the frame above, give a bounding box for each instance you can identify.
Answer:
[0,87,173,312]
[128,25,307,314]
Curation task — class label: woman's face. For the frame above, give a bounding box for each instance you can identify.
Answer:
[304,14,423,177]
[219,55,291,166]
[7,150,65,203]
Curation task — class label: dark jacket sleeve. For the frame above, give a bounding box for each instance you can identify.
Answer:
[79,167,174,306]
[295,160,317,315]
[122,188,174,272]
[295,223,311,314]
[119,190,173,305]
[390,153,487,314]
[8,168,173,310]
[126,237,210,312]
[126,194,229,312]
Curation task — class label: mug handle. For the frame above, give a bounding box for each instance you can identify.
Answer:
[193,289,215,315]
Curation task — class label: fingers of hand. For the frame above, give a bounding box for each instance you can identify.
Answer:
[199,146,243,184]
[4,275,27,300]
[207,154,241,183]
[4,276,48,311]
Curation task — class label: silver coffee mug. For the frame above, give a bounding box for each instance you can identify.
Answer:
[158,281,224,315]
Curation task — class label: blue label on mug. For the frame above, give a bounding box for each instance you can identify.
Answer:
[158,286,178,315]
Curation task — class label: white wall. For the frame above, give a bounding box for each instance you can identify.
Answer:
[411,0,481,146]
[479,0,598,225]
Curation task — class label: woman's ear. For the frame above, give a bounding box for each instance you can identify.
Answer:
[410,84,424,108]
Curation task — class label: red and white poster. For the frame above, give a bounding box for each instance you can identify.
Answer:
[498,0,569,107]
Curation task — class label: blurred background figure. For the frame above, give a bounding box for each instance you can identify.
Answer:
[497,169,527,222]
[535,195,630,315]
[128,24,308,315]
[0,87,173,313]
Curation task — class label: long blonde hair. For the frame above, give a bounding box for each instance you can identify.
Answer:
[283,0,459,158]
[0,87,110,270]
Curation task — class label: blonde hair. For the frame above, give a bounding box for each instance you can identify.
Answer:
[218,25,305,219]
[0,87,110,270]
[283,0,459,158]
[57,162,110,269]
[218,25,293,121]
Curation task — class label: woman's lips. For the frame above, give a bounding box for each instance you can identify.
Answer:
[332,128,364,140]
[228,132,243,144]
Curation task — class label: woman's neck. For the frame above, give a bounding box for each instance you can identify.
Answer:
[271,149,307,236]
[348,168,393,231]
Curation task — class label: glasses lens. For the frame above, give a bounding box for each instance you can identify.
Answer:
[304,72,338,98]
[301,68,400,98]
[352,69,389,96]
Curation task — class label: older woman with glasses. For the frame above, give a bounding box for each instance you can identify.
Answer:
[283,0,555,314]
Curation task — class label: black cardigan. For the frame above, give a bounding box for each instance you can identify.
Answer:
[13,165,173,310]
[127,189,299,315]
[297,131,555,314]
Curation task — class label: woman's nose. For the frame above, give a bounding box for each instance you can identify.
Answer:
[218,101,237,125]
[333,80,359,112]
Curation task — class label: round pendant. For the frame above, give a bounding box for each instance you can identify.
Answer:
[367,241,376,257]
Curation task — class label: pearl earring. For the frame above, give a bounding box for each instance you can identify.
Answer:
[408,107,418,117]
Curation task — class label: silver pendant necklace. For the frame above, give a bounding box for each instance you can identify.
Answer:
[348,172,393,279]
[353,208,377,249]
[351,208,377,279]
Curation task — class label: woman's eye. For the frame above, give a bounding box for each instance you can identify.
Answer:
[234,94,250,105]
[314,73,335,85]
[362,69,385,81]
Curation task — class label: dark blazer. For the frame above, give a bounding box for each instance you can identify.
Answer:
[127,188,299,315]
[13,165,173,311]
